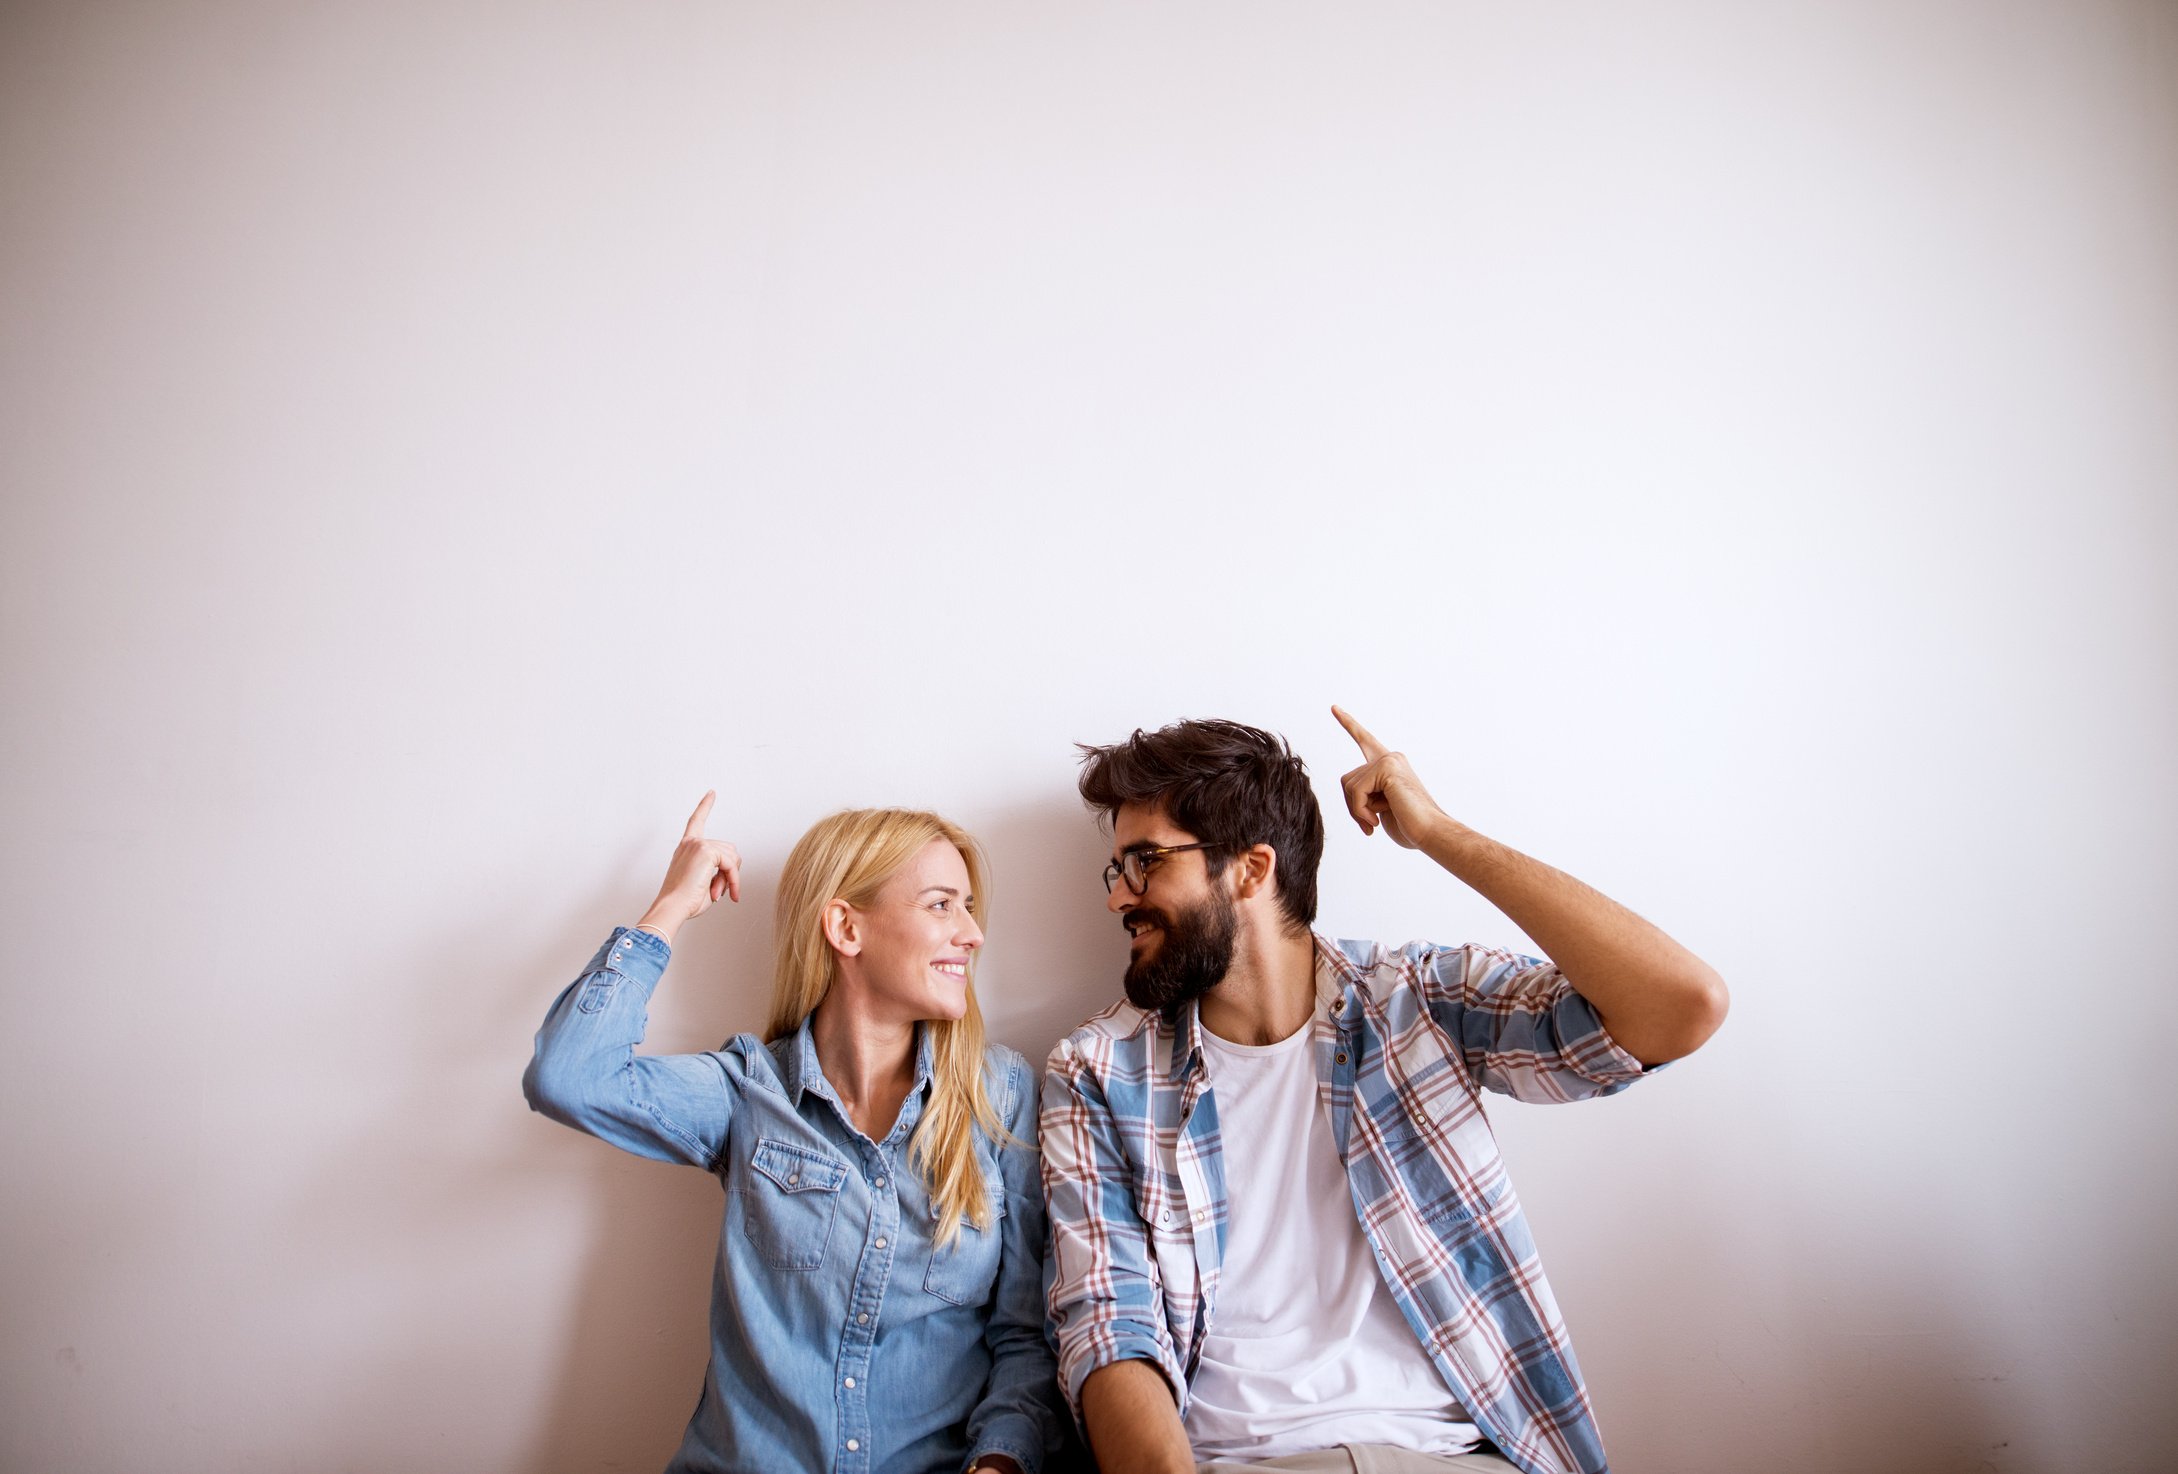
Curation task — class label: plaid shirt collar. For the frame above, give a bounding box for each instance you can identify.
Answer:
[1164,933,1353,1071]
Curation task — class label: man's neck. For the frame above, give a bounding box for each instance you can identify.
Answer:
[1198,923,1318,1046]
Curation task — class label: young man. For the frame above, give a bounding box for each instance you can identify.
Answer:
[1040,710,1727,1474]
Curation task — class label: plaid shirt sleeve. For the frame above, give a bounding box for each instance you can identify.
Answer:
[1419,941,1659,1103]
[1039,1036,1188,1424]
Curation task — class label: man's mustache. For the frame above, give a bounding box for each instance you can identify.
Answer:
[1122,907,1172,937]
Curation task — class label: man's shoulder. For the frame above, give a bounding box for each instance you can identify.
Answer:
[1317,933,1444,992]
[1319,933,1538,994]
[1044,998,1168,1078]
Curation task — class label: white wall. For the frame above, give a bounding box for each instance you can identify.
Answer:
[4,4,2174,1471]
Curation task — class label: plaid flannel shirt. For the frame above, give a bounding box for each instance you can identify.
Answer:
[1040,934,1657,1474]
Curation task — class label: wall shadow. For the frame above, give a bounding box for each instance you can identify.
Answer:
[970,795,1131,1065]
[408,805,1107,1473]
[290,799,1117,1472]
[1510,1092,2031,1474]
[504,873,776,1474]
[284,853,775,1474]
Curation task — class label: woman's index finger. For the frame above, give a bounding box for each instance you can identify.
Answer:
[684,789,716,840]
[1331,705,1388,759]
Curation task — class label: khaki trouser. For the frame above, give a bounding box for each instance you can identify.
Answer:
[1199,1446,1524,1473]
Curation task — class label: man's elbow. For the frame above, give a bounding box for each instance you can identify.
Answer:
[1642,963,1730,1064]
[1683,962,1730,1047]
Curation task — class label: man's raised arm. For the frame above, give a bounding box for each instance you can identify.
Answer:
[1331,705,1728,1065]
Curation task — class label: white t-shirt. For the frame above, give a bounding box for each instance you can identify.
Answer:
[1183,1018,1484,1461]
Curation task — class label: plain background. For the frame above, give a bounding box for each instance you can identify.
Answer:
[4,3,2175,1472]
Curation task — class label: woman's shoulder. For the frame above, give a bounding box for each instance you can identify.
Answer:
[711,1032,795,1099]
[975,1038,1030,1081]
[972,1040,1036,1120]
[977,1037,1028,1068]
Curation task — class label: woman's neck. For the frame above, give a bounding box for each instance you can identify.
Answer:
[808,992,920,1142]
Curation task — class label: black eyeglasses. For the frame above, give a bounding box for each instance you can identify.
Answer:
[1102,842,1221,896]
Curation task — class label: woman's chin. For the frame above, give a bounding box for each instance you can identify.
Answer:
[920,989,970,1023]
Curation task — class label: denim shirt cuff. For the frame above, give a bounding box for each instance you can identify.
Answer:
[967,1426,1042,1474]
[607,924,671,974]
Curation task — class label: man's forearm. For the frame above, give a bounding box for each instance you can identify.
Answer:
[1418,815,1727,1064]
[1081,1359,1193,1474]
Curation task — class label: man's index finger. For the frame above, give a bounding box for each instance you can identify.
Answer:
[1331,705,1387,759]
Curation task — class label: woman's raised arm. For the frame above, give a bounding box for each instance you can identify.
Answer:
[521,792,746,1167]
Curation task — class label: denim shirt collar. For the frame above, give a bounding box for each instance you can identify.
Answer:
[782,1011,937,1111]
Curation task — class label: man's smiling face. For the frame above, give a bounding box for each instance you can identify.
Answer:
[1108,802,1238,1012]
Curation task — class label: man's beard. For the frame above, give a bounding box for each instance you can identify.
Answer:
[1122,889,1238,1012]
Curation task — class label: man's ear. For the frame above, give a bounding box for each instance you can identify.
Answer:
[1231,843,1279,904]
[821,898,862,957]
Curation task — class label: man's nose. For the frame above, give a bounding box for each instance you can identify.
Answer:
[1106,879,1133,915]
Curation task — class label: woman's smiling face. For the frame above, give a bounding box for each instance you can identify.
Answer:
[836,837,984,1025]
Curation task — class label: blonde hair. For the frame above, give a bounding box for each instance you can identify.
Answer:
[767,808,1006,1246]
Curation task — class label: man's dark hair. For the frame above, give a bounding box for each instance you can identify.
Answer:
[1076,718,1325,933]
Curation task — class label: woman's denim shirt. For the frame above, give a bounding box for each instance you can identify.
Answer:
[524,926,1067,1474]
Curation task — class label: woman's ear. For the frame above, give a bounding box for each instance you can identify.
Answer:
[821,898,862,957]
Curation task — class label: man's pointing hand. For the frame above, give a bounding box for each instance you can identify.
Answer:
[1332,706,1450,852]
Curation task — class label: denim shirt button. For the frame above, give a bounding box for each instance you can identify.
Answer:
[843,1376,855,1388]
[846,1439,859,1452]
[874,1237,887,1249]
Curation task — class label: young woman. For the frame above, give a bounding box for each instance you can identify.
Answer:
[524,793,1066,1474]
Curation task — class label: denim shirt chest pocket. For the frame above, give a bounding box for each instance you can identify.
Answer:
[922,1176,1005,1305]
[737,1138,850,1271]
